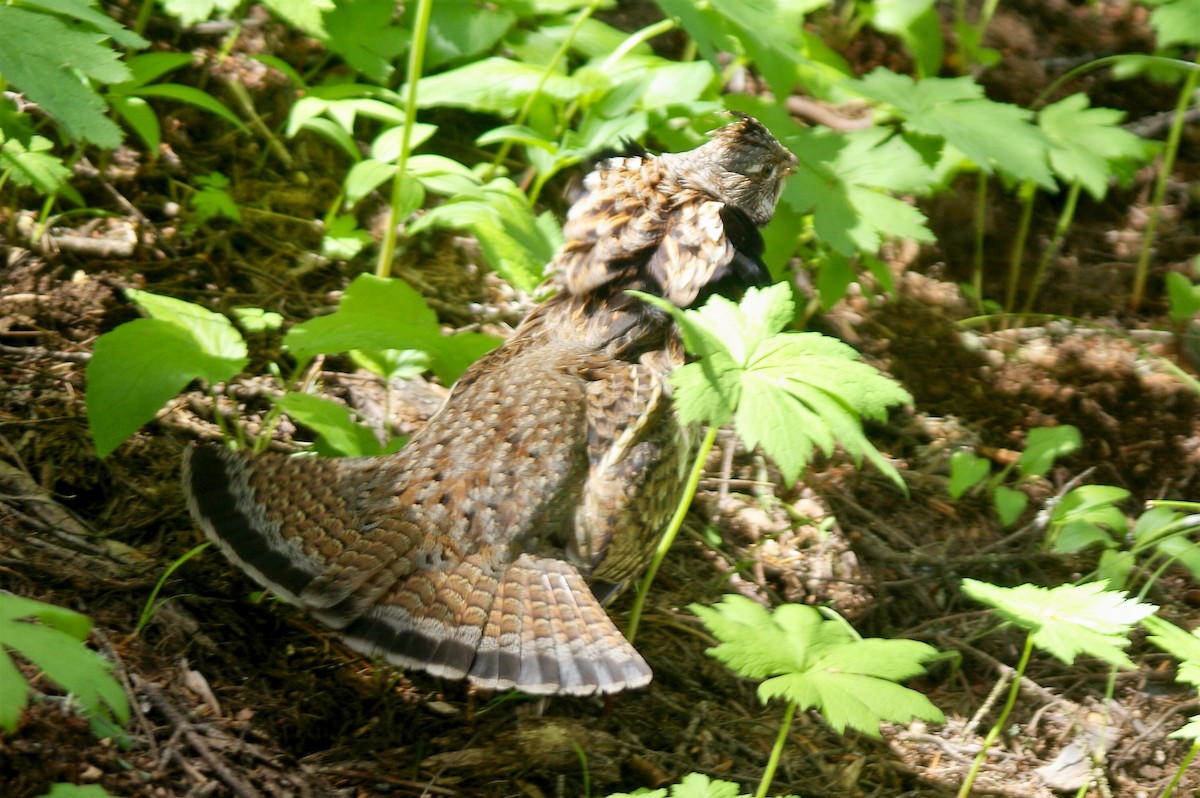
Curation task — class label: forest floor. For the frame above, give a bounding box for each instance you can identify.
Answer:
[2,1,1200,797]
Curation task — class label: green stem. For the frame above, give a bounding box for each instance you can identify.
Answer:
[132,0,155,37]
[755,700,797,798]
[957,633,1035,798]
[626,424,720,642]
[1022,180,1081,315]
[1131,63,1199,311]
[599,18,675,73]
[1004,180,1036,315]
[1160,739,1199,798]
[376,0,433,279]
[485,0,601,182]
[971,171,989,314]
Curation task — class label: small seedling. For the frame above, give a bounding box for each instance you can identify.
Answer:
[958,579,1156,797]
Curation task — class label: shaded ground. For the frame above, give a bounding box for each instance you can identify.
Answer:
[2,1,1200,797]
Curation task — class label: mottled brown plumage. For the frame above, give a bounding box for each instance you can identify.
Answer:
[183,114,794,696]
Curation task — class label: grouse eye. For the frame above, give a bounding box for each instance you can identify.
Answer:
[760,163,774,178]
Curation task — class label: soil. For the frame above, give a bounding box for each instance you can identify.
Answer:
[2,2,1199,797]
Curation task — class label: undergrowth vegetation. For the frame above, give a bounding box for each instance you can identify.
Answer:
[2,1,1200,797]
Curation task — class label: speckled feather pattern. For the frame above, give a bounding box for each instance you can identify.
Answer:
[183,115,794,696]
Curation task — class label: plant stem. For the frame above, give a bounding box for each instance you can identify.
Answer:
[626,424,719,642]
[756,700,798,798]
[376,0,433,280]
[957,633,1035,798]
[1004,180,1036,315]
[971,171,989,314]
[485,0,601,182]
[599,18,676,73]
[1131,63,1199,311]
[1160,739,1199,798]
[1022,180,1081,315]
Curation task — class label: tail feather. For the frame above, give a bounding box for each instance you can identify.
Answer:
[184,445,652,695]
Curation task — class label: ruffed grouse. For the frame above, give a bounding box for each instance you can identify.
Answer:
[183,113,796,696]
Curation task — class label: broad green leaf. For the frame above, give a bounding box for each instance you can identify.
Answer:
[1165,272,1200,322]
[110,95,161,151]
[692,595,943,738]
[425,0,516,68]
[948,451,990,499]
[408,178,560,292]
[1144,0,1200,48]
[1017,425,1081,478]
[274,392,402,457]
[415,57,591,116]
[87,292,248,457]
[283,274,500,385]
[323,0,410,82]
[993,485,1029,527]
[1038,94,1154,200]
[0,594,129,737]
[405,154,482,196]
[669,773,745,798]
[190,171,241,223]
[850,69,1054,189]
[369,124,439,162]
[869,0,941,77]
[350,348,430,382]
[962,579,1156,669]
[0,6,129,147]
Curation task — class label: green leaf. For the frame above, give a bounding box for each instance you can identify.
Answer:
[961,579,1156,669]
[126,84,245,132]
[0,594,129,737]
[1016,425,1081,478]
[1169,715,1200,741]
[425,0,516,68]
[38,784,119,798]
[641,284,909,486]
[274,392,402,457]
[86,291,248,457]
[190,171,241,223]
[780,124,935,255]
[869,0,942,77]
[231,307,284,333]
[260,0,334,38]
[408,178,560,292]
[1038,94,1155,200]
[1165,272,1200,322]
[948,451,990,499]
[0,134,83,205]
[283,274,500,385]
[669,773,745,798]
[0,6,130,148]
[1047,485,1129,553]
[321,213,374,260]
[160,0,242,26]
[323,0,410,83]
[993,485,1029,527]
[692,595,943,738]
[109,95,161,152]
[1141,614,1200,688]
[415,57,592,116]
[19,0,148,48]
[1145,0,1200,49]
[850,69,1054,189]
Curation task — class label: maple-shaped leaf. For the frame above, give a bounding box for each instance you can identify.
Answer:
[849,69,1055,190]
[692,595,943,738]
[636,283,910,487]
[1141,615,1200,688]
[1038,93,1157,200]
[962,579,1156,669]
